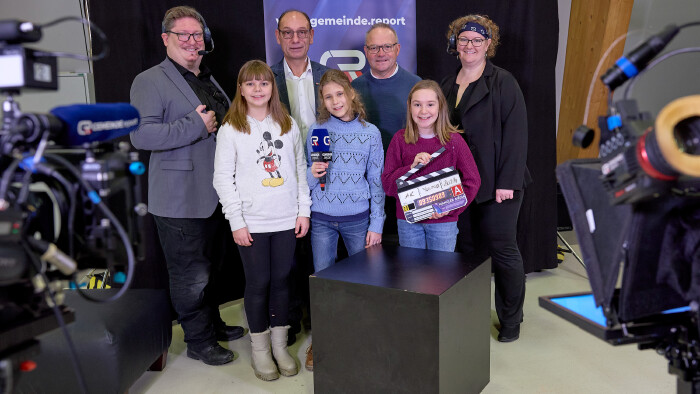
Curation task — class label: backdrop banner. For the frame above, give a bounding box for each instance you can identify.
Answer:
[263,0,416,80]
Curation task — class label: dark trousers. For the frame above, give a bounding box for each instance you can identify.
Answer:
[154,213,226,348]
[237,229,296,333]
[457,191,526,326]
[383,196,399,246]
[288,232,313,332]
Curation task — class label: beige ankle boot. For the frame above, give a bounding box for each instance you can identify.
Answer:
[270,326,298,376]
[250,329,279,381]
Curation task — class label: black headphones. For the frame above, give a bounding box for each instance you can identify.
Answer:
[161,9,214,55]
[446,29,460,56]
[446,15,489,56]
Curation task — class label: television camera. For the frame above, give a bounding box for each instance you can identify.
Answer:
[0,17,145,393]
[544,22,700,393]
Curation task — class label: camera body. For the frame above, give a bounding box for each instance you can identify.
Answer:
[0,20,144,389]
[597,99,673,204]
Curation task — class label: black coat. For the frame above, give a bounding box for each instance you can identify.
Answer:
[440,60,531,204]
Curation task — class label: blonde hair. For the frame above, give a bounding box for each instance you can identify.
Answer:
[222,60,292,135]
[404,80,462,145]
[447,14,500,58]
[316,69,367,126]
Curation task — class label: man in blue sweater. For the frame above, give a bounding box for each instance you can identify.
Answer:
[351,23,421,151]
[352,23,420,244]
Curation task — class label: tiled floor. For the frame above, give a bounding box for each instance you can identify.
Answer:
[130,235,676,393]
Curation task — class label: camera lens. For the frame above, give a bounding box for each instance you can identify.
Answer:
[654,95,700,177]
[673,115,700,155]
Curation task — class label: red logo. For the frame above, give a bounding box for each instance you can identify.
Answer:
[451,185,464,196]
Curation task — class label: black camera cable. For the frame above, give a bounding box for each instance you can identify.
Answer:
[43,153,135,303]
[623,47,700,100]
[32,16,110,62]
[0,158,21,206]
[21,237,88,394]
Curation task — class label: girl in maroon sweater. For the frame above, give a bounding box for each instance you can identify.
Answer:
[381,80,480,251]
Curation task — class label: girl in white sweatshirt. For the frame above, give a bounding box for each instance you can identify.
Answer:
[213,59,311,381]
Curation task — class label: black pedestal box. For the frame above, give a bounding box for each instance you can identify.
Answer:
[310,246,490,393]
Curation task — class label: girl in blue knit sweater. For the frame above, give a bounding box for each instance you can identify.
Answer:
[306,69,386,273]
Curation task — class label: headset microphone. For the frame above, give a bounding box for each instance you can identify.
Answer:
[197,34,214,56]
[309,128,332,191]
[161,9,214,56]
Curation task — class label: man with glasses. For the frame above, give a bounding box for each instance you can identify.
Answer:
[130,5,245,366]
[270,9,328,355]
[352,23,421,152]
[352,23,421,246]
[271,9,329,145]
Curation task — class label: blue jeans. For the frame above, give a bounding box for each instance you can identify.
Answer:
[311,217,369,272]
[397,219,458,252]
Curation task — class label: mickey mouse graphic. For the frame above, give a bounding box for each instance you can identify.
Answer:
[256,131,284,187]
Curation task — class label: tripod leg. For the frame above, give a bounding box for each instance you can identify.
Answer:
[557,232,585,268]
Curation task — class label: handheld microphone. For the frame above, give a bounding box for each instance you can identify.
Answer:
[14,103,139,147]
[601,24,679,90]
[309,128,332,191]
[51,103,140,145]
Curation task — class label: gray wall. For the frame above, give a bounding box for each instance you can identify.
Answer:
[616,0,700,117]
[0,0,93,112]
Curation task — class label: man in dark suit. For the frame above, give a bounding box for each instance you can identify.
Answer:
[270,9,328,147]
[129,5,244,366]
[269,9,328,366]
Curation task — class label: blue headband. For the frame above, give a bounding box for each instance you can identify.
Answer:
[459,22,490,39]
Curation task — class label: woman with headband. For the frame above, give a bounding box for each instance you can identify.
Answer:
[440,14,532,342]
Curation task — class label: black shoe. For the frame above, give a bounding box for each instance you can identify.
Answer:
[287,331,297,347]
[215,325,247,341]
[497,324,520,342]
[187,344,235,365]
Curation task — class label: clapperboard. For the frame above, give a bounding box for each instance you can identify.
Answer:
[396,147,467,223]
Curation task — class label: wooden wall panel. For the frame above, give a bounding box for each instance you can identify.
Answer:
[557,0,634,163]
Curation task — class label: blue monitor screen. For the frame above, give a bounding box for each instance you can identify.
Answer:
[551,294,691,328]
[551,294,607,327]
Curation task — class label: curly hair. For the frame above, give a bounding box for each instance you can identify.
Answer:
[316,69,367,126]
[446,14,500,58]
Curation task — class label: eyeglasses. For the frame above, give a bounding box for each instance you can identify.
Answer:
[278,29,310,39]
[165,31,204,42]
[365,43,398,54]
[457,37,485,47]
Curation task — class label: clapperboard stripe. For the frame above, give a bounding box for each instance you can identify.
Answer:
[396,147,446,188]
[398,167,456,189]
[406,205,435,222]
[395,146,467,223]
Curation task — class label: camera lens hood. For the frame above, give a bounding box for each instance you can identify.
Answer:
[655,95,700,177]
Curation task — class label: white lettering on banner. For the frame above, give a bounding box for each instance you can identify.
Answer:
[320,50,366,80]
[77,118,139,135]
[274,16,407,28]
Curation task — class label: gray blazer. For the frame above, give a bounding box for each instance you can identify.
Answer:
[271,59,329,115]
[130,58,231,219]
